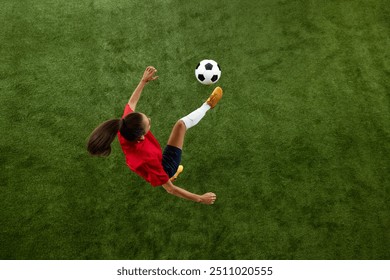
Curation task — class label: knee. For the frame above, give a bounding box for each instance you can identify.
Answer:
[176,120,187,130]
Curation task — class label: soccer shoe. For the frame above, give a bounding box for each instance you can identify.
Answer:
[206,87,223,109]
[170,165,184,182]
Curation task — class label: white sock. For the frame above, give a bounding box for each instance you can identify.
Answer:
[180,103,211,129]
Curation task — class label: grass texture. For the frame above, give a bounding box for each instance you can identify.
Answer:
[0,0,389,259]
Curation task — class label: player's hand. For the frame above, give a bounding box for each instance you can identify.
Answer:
[199,192,217,205]
[141,66,158,83]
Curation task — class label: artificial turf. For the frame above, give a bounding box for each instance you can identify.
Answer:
[0,0,389,259]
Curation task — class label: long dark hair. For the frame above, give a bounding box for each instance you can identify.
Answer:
[87,112,145,156]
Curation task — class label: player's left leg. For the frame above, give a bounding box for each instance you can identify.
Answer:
[170,165,184,182]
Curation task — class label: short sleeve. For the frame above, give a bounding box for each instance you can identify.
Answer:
[122,104,133,118]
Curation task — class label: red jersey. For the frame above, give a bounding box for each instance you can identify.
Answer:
[117,104,170,187]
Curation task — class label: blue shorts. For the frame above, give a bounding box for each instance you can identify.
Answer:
[162,145,182,178]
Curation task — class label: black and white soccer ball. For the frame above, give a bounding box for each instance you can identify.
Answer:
[195,59,221,85]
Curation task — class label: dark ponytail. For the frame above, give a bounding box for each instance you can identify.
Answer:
[87,112,145,157]
[87,119,120,156]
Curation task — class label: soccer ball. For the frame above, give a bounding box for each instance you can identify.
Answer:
[195,59,221,85]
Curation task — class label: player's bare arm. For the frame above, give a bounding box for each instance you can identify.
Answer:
[162,180,216,205]
[128,66,158,111]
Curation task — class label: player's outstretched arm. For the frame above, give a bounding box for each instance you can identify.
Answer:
[128,66,158,111]
[162,180,216,205]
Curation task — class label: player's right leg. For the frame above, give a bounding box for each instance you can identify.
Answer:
[162,87,223,180]
[167,86,223,149]
[180,86,223,130]
[205,86,223,109]
[167,120,187,150]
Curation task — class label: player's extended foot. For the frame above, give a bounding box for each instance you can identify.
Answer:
[170,165,184,182]
[206,87,223,109]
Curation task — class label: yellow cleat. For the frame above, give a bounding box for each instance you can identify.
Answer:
[170,165,184,182]
[206,87,223,109]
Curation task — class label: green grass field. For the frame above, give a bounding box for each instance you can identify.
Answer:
[1,0,389,259]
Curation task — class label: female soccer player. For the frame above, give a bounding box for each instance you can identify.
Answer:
[87,66,223,205]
